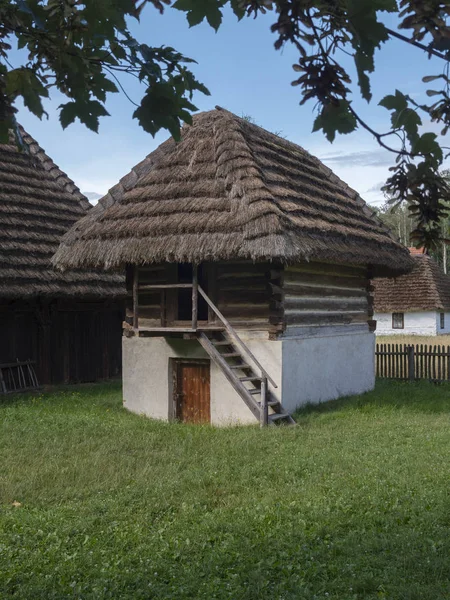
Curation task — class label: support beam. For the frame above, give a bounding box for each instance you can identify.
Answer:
[133,266,139,330]
[192,264,198,331]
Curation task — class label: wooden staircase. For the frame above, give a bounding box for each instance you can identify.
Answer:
[197,329,295,426]
[129,268,295,426]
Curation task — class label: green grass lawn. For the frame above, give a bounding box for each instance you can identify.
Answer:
[1,381,450,600]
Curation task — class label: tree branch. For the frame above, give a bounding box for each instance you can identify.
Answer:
[385,28,450,62]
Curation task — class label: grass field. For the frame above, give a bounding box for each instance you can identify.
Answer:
[1,381,450,599]
[377,334,450,346]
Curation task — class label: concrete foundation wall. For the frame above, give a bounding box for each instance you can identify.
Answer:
[281,332,375,411]
[123,331,374,425]
[375,311,437,336]
[122,335,282,426]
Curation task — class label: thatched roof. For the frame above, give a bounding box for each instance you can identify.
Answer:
[53,107,412,276]
[374,252,450,312]
[0,127,124,298]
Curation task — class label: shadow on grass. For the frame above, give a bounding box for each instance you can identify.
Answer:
[294,378,450,420]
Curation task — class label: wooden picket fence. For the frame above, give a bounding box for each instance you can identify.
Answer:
[376,343,450,382]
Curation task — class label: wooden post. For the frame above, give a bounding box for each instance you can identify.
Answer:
[160,290,166,327]
[192,264,198,331]
[407,345,415,381]
[260,377,268,427]
[133,266,139,330]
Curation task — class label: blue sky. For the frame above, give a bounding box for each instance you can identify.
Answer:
[12,4,450,205]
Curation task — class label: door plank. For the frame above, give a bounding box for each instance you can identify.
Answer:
[175,361,210,424]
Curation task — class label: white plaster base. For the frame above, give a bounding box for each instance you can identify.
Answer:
[123,330,375,425]
[281,332,375,410]
[122,336,282,426]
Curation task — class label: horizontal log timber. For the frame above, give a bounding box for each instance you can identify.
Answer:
[220,306,270,319]
[218,290,269,304]
[285,262,367,278]
[217,272,269,282]
[219,280,268,292]
[281,282,368,298]
[138,317,163,328]
[285,310,368,326]
[284,296,368,311]
[284,272,367,290]
[137,265,166,273]
[138,308,160,320]
[139,283,193,290]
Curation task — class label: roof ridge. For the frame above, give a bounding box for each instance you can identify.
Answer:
[213,111,285,237]
[215,107,399,247]
[18,126,90,212]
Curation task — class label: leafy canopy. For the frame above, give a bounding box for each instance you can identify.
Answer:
[0,0,209,141]
[1,0,450,247]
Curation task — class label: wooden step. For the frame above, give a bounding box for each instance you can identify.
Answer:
[229,363,251,370]
[221,352,241,358]
[212,340,233,346]
[257,399,279,407]
[248,389,261,395]
[239,376,263,382]
[269,413,291,422]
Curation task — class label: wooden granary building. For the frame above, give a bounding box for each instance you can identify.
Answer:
[0,127,124,387]
[54,108,412,424]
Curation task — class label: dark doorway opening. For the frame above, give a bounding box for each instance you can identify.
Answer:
[177,263,209,321]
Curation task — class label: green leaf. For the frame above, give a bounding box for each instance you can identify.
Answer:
[312,101,357,143]
[411,133,443,163]
[354,51,373,101]
[5,68,48,119]
[379,90,408,112]
[133,82,197,140]
[392,107,421,131]
[173,0,225,31]
[230,0,246,19]
[0,119,10,144]
[59,102,79,129]
[58,100,109,132]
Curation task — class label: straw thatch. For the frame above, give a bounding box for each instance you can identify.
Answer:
[53,107,412,276]
[0,127,124,298]
[374,252,450,312]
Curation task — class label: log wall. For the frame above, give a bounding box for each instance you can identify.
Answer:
[279,263,371,333]
[129,261,371,335]
[130,264,176,328]
[215,261,274,329]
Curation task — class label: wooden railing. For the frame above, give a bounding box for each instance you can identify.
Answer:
[197,285,277,389]
[131,267,277,424]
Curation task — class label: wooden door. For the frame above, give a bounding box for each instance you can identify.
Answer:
[174,360,210,424]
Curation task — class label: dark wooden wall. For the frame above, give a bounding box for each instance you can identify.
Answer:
[0,299,123,385]
[129,261,372,336]
[214,261,273,329]
[277,263,371,332]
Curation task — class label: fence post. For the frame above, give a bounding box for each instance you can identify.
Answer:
[407,346,415,381]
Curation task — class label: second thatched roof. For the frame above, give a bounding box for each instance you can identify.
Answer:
[0,126,124,298]
[374,251,450,312]
[53,107,412,277]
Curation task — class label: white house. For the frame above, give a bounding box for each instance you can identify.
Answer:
[374,248,450,336]
[54,108,412,425]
